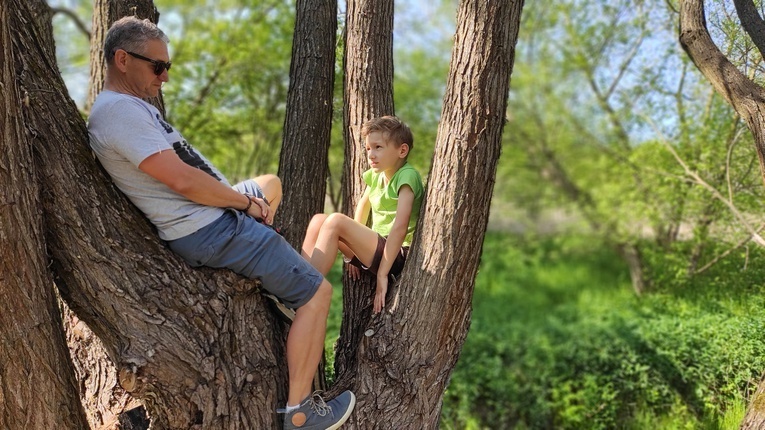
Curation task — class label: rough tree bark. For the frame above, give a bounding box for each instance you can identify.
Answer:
[679,0,765,425]
[337,1,525,428]
[334,0,395,383]
[0,2,90,428]
[277,0,337,250]
[9,0,293,427]
[66,1,165,427]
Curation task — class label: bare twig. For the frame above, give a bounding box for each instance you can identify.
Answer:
[50,7,90,40]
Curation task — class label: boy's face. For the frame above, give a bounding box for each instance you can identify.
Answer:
[364,131,408,175]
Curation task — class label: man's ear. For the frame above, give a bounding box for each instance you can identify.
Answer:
[399,143,410,158]
[113,49,129,73]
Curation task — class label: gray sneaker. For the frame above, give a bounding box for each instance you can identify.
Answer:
[280,390,356,430]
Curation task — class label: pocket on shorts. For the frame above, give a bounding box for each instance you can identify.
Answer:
[169,240,216,267]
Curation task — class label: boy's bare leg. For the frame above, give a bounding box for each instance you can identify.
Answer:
[287,279,332,406]
[253,174,282,216]
[310,213,379,276]
[302,214,328,260]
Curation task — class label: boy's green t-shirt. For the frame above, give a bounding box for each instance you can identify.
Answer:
[362,162,424,247]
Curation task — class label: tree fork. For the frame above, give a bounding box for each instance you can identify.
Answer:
[10,0,293,427]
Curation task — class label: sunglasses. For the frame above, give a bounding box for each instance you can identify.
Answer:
[125,51,172,75]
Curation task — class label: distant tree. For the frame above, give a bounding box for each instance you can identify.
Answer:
[679,0,765,425]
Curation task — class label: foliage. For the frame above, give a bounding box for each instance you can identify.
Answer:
[498,0,765,285]
[439,232,765,429]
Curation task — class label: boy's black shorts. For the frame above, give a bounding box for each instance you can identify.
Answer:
[347,234,409,278]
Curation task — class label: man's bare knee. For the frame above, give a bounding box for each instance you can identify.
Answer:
[300,280,332,313]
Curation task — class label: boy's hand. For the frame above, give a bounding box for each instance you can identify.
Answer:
[374,274,388,314]
[347,264,362,280]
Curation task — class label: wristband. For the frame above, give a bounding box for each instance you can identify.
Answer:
[241,194,253,212]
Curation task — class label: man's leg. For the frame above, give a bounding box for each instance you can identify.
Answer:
[286,278,332,405]
[309,213,379,276]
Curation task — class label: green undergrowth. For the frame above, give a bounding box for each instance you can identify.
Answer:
[322,232,765,428]
[440,233,765,429]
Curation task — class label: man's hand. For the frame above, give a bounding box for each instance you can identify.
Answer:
[374,274,388,314]
[246,195,273,224]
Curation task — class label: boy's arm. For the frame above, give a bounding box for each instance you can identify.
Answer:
[354,188,371,225]
[374,185,415,313]
[347,188,372,280]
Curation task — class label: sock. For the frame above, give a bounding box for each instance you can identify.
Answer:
[284,404,300,413]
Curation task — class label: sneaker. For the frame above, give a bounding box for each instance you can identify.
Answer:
[262,291,296,323]
[280,390,356,430]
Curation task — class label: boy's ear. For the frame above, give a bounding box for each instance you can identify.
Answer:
[398,143,410,158]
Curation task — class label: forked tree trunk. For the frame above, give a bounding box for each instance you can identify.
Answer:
[337,1,525,428]
[334,0,395,383]
[278,0,337,250]
[9,0,291,427]
[0,3,89,428]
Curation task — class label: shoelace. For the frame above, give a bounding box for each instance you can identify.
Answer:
[307,391,332,417]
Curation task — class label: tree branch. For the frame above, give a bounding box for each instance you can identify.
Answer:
[733,0,765,58]
[50,7,91,40]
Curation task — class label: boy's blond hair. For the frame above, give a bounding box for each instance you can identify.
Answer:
[361,116,414,150]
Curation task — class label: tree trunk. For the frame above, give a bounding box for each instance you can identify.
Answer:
[680,0,765,185]
[742,373,765,429]
[278,0,337,250]
[72,1,166,427]
[62,301,145,429]
[11,0,292,427]
[334,0,395,383]
[339,1,525,427]
[680,1,765,424]
[0,2,90,427]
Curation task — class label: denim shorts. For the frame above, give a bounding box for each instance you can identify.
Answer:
[232,179,264,199]
[168,209,323,309]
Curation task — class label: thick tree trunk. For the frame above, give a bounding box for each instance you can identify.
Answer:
[340,0,395,210]
[340,1,524,428]
[334,0,395,384]
[0,2,90,428]
[278,0,337,250]
[74,1,166,427]
[62,301,144,429]
[10,0,291,427]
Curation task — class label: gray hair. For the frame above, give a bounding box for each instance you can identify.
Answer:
[104,16,169,63]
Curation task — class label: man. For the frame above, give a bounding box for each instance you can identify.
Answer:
[87,16,354,430]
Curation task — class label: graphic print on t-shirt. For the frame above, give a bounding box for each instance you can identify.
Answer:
[171,140,221,180]
[155,114,221,181]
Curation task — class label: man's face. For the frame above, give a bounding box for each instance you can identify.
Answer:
[123,38,170,99]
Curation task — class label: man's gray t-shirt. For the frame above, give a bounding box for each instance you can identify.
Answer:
[88,90,227,241]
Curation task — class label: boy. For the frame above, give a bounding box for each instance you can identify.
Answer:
[302,116,424,314]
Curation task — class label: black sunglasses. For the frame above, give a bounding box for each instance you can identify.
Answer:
[125,51,172,75]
